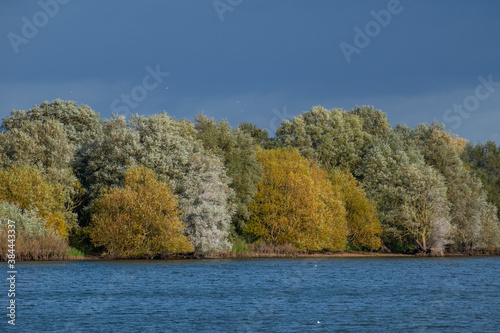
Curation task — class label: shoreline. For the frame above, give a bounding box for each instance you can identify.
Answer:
[8,251,498,262]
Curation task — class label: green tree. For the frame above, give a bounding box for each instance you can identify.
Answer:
[361,133,453,253]
[406,123,500,251]
[195,115,262,235]
[276,106,372,173]
[348,105,391,139]
[77,113,234,252]
[74,115,141,203]
[0,201,51,238]
[90,166,193,257]
[237,122,274,149]
[0,110,86,223]
[462,141,500,221]
[2,99,103,149]
[132,113,234,252]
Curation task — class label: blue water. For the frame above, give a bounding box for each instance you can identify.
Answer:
[1,257,499,332]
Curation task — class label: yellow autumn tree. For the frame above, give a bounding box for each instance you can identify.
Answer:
[330,169,382,249]
[0,166,72,237]
[246,148,348,251]
[90,166,193,257]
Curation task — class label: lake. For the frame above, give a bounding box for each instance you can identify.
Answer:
[2,257,499,332]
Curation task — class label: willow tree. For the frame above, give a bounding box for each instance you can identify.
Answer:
[0,202,69,260]
[462,141,500,221]
[74,115,142,203]
[131,113,234,252]
[2,99,103,149]
[237,122,274,149]
[330,169,382,250]
[90,166,193,257]
[276,106,372,173]
[405,123,500,251]
[77,113,234,252]
[361,133,453,253]
[0,166,75,237]
[348,105,391,139]
[246,148,348,251]
[0,118,84,220]
[194,114,262,235]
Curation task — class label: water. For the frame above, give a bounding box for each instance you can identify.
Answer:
[1,257,499,332]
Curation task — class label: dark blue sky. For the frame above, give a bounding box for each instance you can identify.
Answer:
[1,0,499,142]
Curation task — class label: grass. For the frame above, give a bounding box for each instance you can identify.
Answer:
[67,246,86,258]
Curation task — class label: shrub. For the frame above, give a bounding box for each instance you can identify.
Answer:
[246,148,348,251]
[0,202,69,261]
[90,166,194,257]
[0,166,75,237]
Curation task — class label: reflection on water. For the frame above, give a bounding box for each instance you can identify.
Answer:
[1,257,499,332]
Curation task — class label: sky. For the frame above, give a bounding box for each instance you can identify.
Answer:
[1,0,499,143]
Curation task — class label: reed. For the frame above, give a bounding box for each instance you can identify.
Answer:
[0,231,69,261]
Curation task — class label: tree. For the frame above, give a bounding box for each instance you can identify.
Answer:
[462,141,500,221]
[90,166,193,257]
[74,115,141,203]
[406,123,500,251]
[0,201,51,238]
[77,113,234,252]
[195,115,262,235]
[180,153,234,252]
[132,113,234,252]
[246,148,348,251]
[0,114,85,223]
[329,169,382,250]
[361,133,453,253]
[0,201,69,260]
[276,106,372,173]
[348,105,391,139]
[0,119,74,170]
[237,122,274,149]
[0,166,75,237]
[2,99,103,149]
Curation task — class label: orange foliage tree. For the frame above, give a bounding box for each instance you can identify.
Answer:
[90,166,193,257]
[330,169,382,249]
[246,148,348,251]
[0,166,72,237]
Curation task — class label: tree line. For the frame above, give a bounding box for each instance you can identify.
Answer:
[0,100,498,258]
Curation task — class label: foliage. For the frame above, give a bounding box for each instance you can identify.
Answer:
[329,169,382,249]
[348,105,391,139]
[179,153,234,252]
[90,166,194,257]
[2,99,103,149]
[0,201,49,238]
[462,141,500,221]
[2,98,498,256]
[0,166,75,237]
[361,133,453,252]
[195,114,262,234]
[246,148,348,251]
[132,113,234,252]
[74,115,141,203]
[276,106,372,172]
[0,119,74,170]
[0,201,69,261]
[0,118,84,217]
[77,113,234,252]
[406,123,500,251]
[237,122,274,149]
